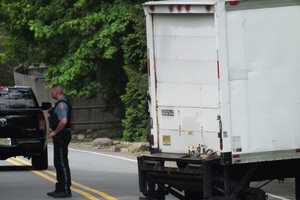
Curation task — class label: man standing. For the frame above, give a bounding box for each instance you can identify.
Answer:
[47,85,72,198]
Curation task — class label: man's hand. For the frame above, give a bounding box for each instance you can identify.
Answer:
[48,118,68,139]
[48,131,56,138]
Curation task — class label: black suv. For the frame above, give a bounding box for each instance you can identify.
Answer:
[0,86,51,170]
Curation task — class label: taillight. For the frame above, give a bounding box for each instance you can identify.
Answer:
[37,112,46,131]
[0,86,8,91]
[176,5,182,12]
[185,5,191,12]
[227,0,240,6]
[149,5,155,12]
[232,154,240,159]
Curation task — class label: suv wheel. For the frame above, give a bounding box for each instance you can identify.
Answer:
[32,147,48,170]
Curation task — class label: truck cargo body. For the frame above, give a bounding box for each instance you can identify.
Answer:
[146,0,300,164]
[139,0,300,199]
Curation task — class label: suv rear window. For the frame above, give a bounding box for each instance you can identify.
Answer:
[0,88,38,109]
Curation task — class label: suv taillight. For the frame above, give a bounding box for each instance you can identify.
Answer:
[37,112,46,131]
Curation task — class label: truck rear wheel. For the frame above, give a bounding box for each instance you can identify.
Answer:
[240,188,266,200]
[144,181,166,200]
[185,190,203,200]
[32,147,48,170]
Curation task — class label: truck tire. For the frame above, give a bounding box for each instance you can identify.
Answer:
[145,182,166,200]
[32,148,48,170]
[241,188,267,200]
[185,190,203,200]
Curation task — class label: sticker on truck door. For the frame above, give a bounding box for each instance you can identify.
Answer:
[232,136,242,152]
[162,135,171,146]
[161,109,175,117]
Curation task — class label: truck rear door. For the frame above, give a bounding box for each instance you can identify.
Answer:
[145,2,220,153]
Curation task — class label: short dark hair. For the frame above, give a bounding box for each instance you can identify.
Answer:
[52,85,64,94]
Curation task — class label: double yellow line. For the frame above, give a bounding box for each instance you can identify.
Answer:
[6,157,118,200]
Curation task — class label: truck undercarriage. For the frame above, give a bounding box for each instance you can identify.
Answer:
[138,153,300,200]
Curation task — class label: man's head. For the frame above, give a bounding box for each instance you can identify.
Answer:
[50,85,65,100]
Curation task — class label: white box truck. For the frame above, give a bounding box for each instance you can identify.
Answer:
[138,0,300,199]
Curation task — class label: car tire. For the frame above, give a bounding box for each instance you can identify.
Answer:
[32,147,48,170]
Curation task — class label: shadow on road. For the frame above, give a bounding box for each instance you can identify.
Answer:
[0,165,32,171]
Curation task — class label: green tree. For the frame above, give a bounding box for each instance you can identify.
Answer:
[0,34,13,85]
[0,0,150,141]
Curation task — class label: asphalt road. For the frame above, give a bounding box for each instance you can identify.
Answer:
[0,146,296,200]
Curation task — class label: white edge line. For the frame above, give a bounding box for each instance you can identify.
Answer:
[48,144,137,163]
[267,193,291,200]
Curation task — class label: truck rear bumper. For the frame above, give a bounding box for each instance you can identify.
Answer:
[138,153,219,199]
[138,153,300,200]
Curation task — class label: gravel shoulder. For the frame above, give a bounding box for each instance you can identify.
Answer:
[68,141,141,160]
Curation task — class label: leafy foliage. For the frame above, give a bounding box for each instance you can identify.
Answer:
[0,0,150,141]
[0,65,13,85]
[121,4,149,141]
[121,68,149,141]
[0,34,13,85]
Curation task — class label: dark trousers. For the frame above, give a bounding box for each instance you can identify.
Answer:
[53,129,72,192]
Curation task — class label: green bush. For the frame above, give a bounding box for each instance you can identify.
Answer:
[121,68,149,142]
[121,4,149,142]
[0,0,151,141]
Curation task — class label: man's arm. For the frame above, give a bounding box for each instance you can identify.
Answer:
[49,102,69,138]
[49,118,68,137]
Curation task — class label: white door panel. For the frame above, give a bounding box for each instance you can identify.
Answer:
[153,14,220,153]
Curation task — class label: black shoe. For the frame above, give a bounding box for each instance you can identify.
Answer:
[47,183,62,196]
[47,191,72,198]
[47,191,57,197]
